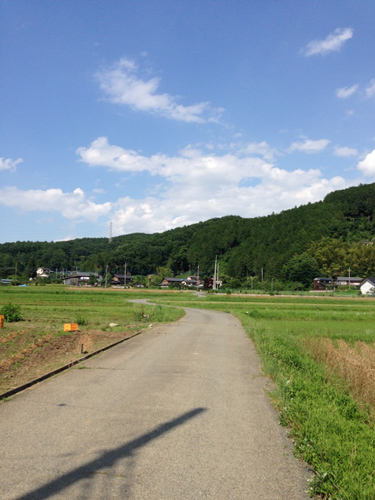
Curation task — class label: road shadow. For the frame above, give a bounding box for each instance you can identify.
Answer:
[15,407,206,500]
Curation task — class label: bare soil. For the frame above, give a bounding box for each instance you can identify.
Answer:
[0,327,139,395]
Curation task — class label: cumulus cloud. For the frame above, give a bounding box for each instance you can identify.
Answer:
[302,27,353,57]
[358,150,375,176]
[77,137,347,235]
[334,146,358,157]
[289,138,330,154]
[0,157,23,171]
[365,79,375,98]
[0,187,111,221]
[336,84,358,99]
[96,57,223,123]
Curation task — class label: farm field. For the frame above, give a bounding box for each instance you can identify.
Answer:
[2,287,375,498]
[0,286,184,395]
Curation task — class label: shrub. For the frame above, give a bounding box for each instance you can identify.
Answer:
[75,314,88,326]
[0,302,23,322]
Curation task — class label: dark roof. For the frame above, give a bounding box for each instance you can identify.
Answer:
[66,272,99,278]
[163,277,183,282]
[361,277,375,286]
[337,276,362,281]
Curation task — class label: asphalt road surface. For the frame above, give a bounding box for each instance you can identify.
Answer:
[0,307,311,499]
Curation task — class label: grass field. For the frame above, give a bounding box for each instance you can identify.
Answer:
[2,286,375,498]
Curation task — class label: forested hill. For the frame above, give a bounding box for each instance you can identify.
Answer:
[2,182,375,286]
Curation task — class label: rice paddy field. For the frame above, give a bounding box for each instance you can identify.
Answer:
[2,286,375,498]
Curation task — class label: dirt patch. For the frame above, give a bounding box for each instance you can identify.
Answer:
[0,328,140,395]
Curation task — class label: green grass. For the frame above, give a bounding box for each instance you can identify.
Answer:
[153,292,375,499]
[0,286,184,330]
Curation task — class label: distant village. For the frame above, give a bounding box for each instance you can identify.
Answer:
[2,266,375,296]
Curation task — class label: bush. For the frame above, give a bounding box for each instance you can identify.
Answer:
[0,302,23,322]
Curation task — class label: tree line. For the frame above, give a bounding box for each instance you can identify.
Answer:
[1,183,375,289]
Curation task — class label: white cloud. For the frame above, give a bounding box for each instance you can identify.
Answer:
[336,84,358,99]
[358,150,375,176]
[334,146,358,157]
[0,157,23,171]
[77,137,347,235]
[96,57,223,123]
[0,187,111,221]
[365,79,375,98]
[237,141,277,161]
[289,138,330,154]
[302,27,353,57]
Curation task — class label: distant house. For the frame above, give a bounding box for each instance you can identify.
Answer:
[111,274,133,286]
[336,276,362,288]
[36,267,52,278]
[360,278,375,295]
[160,277,183,287]
[0,279,12,286]
[314,277,334,290]
[63,272,101,286]
[181,275,202,288]
[362,239,375,246]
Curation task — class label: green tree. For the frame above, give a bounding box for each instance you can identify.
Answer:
[283,253,320,289]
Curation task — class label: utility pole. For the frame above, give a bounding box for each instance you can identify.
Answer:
[104,264,109,287]
[109,221,113,244]
[213,256,217,290]
[124,262,127,287]
[197,265,200,290]
[348,267,351,290]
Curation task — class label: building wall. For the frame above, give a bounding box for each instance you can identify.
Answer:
[361,281,375,295]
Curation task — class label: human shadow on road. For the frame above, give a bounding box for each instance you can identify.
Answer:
[15,407,206,500]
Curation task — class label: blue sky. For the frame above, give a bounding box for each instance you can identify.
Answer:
[1,1,375,243]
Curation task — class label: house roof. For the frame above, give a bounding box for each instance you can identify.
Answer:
[162,277,183,282]
[337,277,362,281]
[66,272,99,278]
[361,278,375,286]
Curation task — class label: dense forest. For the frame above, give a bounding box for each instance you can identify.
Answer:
[2,183,375,289]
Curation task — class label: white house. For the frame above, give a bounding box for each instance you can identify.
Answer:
[36,267,52,278]
[360,278,375,295]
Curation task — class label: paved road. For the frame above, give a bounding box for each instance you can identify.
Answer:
[0,307,311,499]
